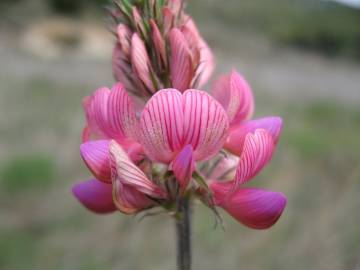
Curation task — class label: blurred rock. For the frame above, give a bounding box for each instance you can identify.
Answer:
[21,17,113,60]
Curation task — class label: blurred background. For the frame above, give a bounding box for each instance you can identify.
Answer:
[0,0,360,269]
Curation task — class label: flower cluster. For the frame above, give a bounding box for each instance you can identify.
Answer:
[73,0,286,230]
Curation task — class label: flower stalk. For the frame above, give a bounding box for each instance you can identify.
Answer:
[176,195,192,270]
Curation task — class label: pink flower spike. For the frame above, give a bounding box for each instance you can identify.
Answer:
[234,129,276,186]
[109,140,166,199]
[169,28,193,92]
[172,145,195,192]
[131,33,155,93]
[72,179,116,214]
[214,187,287,230]
[139,89,184,163]
[80,140,111,183]
[182,89,229,161]
[225,117,283,156]
[212,70,254,126]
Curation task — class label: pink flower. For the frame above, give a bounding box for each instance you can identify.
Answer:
[73,70,286,230]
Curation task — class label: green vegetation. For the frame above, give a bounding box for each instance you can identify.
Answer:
[1,155,55,193]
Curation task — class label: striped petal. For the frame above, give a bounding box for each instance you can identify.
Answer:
[109,140,166,198]
[172,145,195,192]
[72,179,116,214]
[169,28,193,92]
[212,71,254,126]
[139,89,184,163]
[80,140,111,183]
[107,83,139,140]
[113,180,153,214]
[225,117,283,156]
[82,89,110,141]
[183,90,229,161]
[215,187,286,229]
[234,129,276,186]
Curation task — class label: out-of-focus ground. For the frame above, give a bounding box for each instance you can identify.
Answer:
[1,1,360,270]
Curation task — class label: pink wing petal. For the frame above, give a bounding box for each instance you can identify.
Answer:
[225,117,283,156]
[109,140,166,198]
[182,89,229,161]
[234,129,276,186]
[82,92,109,141]
[139,89,184,163]
[72,179,116,214]
[172,145,195,192]
[214,187,287,230]
[169,28,194,92]
[80,140,111,183]
[212,71,254,126]
[107,83,139,140]
[113,180,154,215]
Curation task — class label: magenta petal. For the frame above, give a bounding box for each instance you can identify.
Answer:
[172,145,195,192]
[182,89,229,161]
[234,129,276,186]
[139,89,184,163]
[225,117,283,156]
[217,188,287,230]
[80,140,111,183]
[72,179,116,214]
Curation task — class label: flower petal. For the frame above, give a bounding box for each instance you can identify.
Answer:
[109,140,166,198]
[82,91,109,141]
[113,180,153,214]
[234,129,276,186]
[80,140,111,183]
[212,71,254,125]
[183,89,229,161]
[206,155,239,181]
[172,145,195,192]
[139,89,184,163]
[225,117,283,156]
[107,83,139,140]
[169,28,194,92]
[213,186,287,230]
[72,179,116,214]
[131,33,155,93]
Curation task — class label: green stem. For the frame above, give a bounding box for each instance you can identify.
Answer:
[176,196,192,270]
